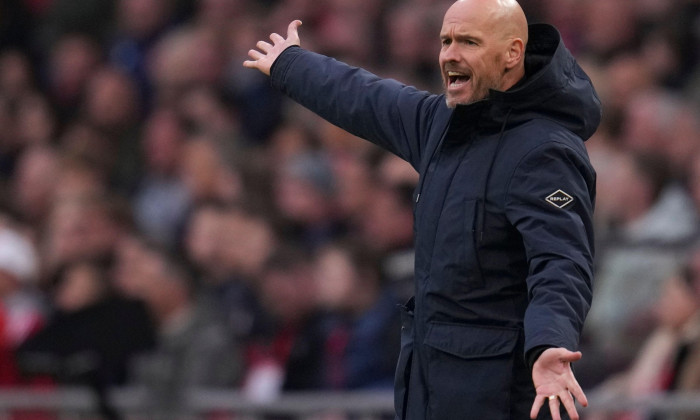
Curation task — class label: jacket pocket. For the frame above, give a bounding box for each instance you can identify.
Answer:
[423,322,519,420]
[394,297,414,420]
[430,197,485,298]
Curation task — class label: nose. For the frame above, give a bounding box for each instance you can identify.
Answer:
[441,42,459,63]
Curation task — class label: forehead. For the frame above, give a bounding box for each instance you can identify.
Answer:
[440,1,498,36]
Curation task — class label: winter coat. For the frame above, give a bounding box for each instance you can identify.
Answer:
[270,23,600,420]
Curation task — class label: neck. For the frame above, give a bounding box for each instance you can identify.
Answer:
[501,65,526,92]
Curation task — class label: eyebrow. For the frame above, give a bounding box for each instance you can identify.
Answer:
[440,32,484,44]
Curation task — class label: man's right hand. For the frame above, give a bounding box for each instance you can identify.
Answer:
[243,20,302,76]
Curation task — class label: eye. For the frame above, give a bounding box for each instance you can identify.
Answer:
[441,38,451,46]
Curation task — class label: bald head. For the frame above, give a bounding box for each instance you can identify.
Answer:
[439,0,528,106]
[449,0,528,45]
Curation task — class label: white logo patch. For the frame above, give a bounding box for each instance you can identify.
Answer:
[545,189,574,209]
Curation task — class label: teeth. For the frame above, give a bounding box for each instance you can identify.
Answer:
[447,71,465,76]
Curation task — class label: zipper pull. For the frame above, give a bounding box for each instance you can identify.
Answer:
[415,193,421,203]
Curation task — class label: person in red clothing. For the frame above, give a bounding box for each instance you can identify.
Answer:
[0,224,45,386]
[243,246,326,401]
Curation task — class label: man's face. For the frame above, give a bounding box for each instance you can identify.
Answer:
[439,2,508,107]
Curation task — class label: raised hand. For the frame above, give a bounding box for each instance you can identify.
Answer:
[243,20,302,76]
[530,348,588,420]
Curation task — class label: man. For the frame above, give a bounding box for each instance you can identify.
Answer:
[244,0,600,419]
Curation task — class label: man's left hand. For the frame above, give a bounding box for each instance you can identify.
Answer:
[530,347,588,420]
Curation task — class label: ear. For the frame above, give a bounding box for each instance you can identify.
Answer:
[505,38,525,69]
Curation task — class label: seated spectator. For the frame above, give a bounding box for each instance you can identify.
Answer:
[128,241,241,418]
[11,145,59,226]
[243,246,326,401]
[110,0,178,106]
[178,134,243,206]
[314,239,401,390]
[43,190,131,273]
[82,66,143,191]
[0,50,35,102]
[13,92,56,148]
[132,107,190,248]
[583,152,697,382]
[112,231,151,300]
[45,33,101,123]
[184,203,273,341]
[274,151,344,251]
[587,246,700,420]
[17,256,155,419]
[360,156,417,301]
[666,247,700,398]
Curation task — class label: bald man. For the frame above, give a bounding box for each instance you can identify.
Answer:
[244,0,600,419]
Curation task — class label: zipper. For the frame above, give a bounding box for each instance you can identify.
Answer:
[413,110,455,206]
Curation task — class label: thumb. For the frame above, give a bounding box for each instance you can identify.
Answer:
[560,350,583,363]
[287,20,303,44]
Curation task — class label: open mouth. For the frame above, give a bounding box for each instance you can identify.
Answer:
[448,71,471,87]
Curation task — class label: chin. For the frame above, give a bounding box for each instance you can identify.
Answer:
[445,92,466,108]
[445,95,475,108]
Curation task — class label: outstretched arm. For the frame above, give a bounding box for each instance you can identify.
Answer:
[243,20,302,76]
[504,139,595,420]
[242,20,443,169]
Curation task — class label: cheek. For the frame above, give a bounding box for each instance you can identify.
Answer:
[438,57,447,77]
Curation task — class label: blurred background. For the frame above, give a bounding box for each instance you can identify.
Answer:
[0,0,700,418]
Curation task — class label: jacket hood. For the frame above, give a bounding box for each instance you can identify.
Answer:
[484,24,602,141]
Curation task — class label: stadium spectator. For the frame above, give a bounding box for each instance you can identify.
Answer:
[132,107,190,247]
[587,247,700,420]
[17,256,155,393]
[359,153,418,300]
[184,203,273,341]
[109,0,179,107]
[0,50,34,102]
[128,241,241,418]
[244,246,325,400]
[0,224,45,386]
[583,151,698,386]
[313,239,400,389]
[178,134,243,205]
[42,191,129,272]
[45,33,102,123]
[274,151,344,251]
[10,145,59,225]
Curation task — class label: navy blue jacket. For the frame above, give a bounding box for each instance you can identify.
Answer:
[270,24,600,420]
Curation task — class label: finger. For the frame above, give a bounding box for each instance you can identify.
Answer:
[569,379,588,407]
[246,49,264,61]
[287,19,303,43]
[530,395,545,419]
[563,364,588,407]
[548,396,561,420]
[242,59,258,69]
[560,393,580,420]
[270,32,285,44]
[256,40,273,53]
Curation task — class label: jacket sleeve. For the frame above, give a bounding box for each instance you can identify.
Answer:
[270,46,441,170]
[504,139,595,355]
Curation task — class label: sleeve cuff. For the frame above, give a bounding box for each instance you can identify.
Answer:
[269,45,302,89]
[526,345,553,370]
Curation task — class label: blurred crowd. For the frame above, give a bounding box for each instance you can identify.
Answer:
[1,0,700,418]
